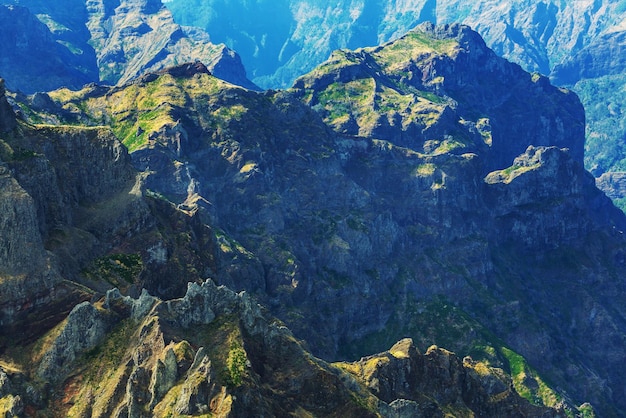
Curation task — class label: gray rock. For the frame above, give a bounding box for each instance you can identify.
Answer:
[0,79,16,132]
[36,301,108,382]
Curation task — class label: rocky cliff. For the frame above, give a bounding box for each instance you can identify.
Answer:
[19,23,625,416]
[3,22,626,416]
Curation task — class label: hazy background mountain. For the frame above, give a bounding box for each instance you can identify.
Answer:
[164,0,626,203]
[0,0,257,92]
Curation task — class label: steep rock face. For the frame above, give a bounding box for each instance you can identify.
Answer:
[8,126,135,239]
[17,24,626,415]
[0,163,58,307]
[0,82,61,326]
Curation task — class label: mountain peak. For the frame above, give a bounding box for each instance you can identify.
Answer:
[294,22,584,171]
[154,61,211,79]
[414,21,482,43]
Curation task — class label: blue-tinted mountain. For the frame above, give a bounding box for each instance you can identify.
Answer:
[0,0,256,92]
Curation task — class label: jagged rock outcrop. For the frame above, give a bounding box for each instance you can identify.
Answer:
[36,302,109,382]
[21,281,379,417]
[340,338,564,417]
[2,281,563,417]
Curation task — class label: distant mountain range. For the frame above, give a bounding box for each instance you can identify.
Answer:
[0,0,257,92]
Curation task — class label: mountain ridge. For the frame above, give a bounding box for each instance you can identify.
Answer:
[1,22,624,416]
[164,0,626,197]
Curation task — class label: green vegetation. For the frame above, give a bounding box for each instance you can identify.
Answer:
[311,73,447,136]
[486,162,541,184]
[414,163,436,176]
[82,318,136,378]
[429,137,467,155]
[578,403,597,418]
[499,347,563,408]
[225,342,247,387]
[82,253,143,287]
[46,72,238,153]
[9,147,38,161]
[373,31,458,69]
[193,315,249,389]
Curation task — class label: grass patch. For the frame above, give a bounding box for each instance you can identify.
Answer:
[485,163,541,184]
[82,318,136,380]
[373,30,458,68]
[82,253,143,287]
[414,163,436,176]
[224,342,247,387]
[499,347,563,408]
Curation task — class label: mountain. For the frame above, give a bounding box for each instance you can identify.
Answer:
[0,4,99,93]
[0,0,257,93]
[164,0,626,89]
[0,69,565,415]
[164,0,626,198]
[3,23,626,416]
